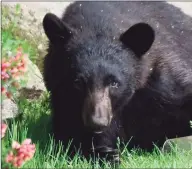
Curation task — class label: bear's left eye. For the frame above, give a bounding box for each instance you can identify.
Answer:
[105,75,120,89]
[109,81,119,88]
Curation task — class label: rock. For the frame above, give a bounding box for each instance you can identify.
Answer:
[167,2,192,17]
[26,58,46,91]
[162,136,192,153]
[18,57,46,100]
[1,99,18,120]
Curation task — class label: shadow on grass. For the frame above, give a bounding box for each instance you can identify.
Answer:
[26,113,52,149]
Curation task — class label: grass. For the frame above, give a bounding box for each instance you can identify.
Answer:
[1,3,192,169]
[2,92,192,168]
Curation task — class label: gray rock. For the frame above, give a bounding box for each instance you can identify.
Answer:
[162,136,192,153]
[1,99,18,120]
[167,2,192,17]
[26,58,46,91]
[18,57,46,100]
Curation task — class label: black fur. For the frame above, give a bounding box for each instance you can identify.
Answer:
[43,1,192,164]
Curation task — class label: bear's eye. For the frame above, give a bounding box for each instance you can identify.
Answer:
[105,75,120,89]
[74,78,84,89]
[109,81,119,88]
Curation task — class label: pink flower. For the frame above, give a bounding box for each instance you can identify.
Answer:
[1,87,7,94]
[17,62,22,67]
[5,151,14,163]
[4,73,10,79]
[12,141,21,149]
[10,68,18,74]
[2,62,11,69]
[12,73,20,80]
[22,139,31,145]
[1,71,10,80]
[2,47,29,101]
[5,139,36,168]
[14,53,22,61]
[1,123,7,138]
[19,66,27,73]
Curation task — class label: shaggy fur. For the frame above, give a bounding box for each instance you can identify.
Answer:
[42,1,192,164]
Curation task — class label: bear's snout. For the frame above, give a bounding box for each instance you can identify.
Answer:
[83,88,113,131]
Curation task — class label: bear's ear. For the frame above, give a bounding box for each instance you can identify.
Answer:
[43,13,72,44]
[120,23,155,58]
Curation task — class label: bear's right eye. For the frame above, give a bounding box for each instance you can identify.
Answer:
[74,78,82,86]
[74,77,85,90]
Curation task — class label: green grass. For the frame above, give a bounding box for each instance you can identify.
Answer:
[2,104,192,169]
[2,3,192,169]
[2,93,192,168]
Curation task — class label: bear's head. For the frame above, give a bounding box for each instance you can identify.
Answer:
[43,13,155,133]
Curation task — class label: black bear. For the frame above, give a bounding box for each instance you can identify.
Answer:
[42,1,192,164]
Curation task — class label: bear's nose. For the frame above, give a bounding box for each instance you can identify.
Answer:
[82,88,113,131]
[83,111,112,132]
[90,105,111,127]
[85,114,109,133]
[91,114,109,127]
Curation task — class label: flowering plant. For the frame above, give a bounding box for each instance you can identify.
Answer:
[1,47,28,100]
[1,123,36,168]
[6,139,36,168]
